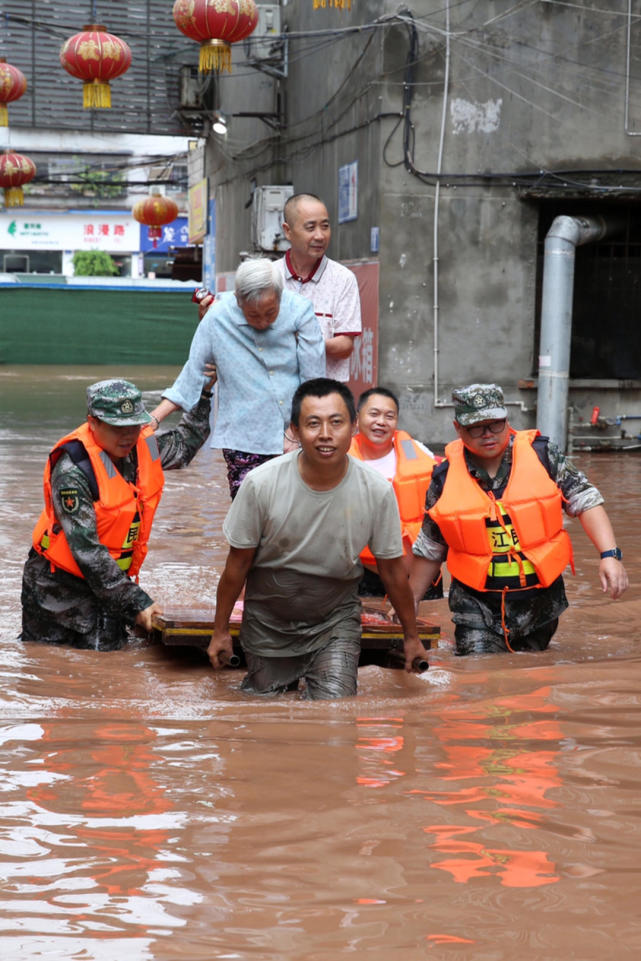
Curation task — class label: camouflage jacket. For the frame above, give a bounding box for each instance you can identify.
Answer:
[412,433,603,638]
[21,395,211,646]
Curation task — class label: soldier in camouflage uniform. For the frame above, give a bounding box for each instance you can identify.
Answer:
[21,378,213,651]
[410,384,629,655]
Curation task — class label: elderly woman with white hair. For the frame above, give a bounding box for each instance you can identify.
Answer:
[151,258,325,498]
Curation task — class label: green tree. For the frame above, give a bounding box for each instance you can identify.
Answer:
[72,250,119,277]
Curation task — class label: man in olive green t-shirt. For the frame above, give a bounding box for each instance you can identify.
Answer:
[207,377,425,699]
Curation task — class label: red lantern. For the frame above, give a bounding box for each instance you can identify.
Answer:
[133,194,179,248]
[59,25,131,109]
[0,59,27,127]
[173,0,259,74]
[0,151,36,207]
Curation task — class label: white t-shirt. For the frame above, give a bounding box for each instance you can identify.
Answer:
[275,253,362,382]
[360,440,436,482]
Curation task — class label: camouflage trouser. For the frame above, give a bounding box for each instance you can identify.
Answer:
[21,602,129,651]
[449,577,567,656]
[240,634,362,700]
[21,549,130,651]
[454,619,559,656]
[222,449,276,500]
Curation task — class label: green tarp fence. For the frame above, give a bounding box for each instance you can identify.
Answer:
[1,286,199,364]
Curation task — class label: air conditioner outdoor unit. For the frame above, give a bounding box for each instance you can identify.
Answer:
[246,4,281,60]
[251,184,293,252]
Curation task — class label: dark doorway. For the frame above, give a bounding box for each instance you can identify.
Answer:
[535,202,641,380]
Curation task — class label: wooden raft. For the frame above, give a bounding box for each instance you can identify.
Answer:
[151,603,439,668]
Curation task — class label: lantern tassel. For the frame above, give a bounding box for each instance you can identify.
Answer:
[83,79,112,109]
[0,105,7,127]
[4,186,24,207]
[199,40,232,74]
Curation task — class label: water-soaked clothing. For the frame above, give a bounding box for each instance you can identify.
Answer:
[223,450,403,698]
[21,394,212,650]
[221,448,276,500]
[413,434,604,655]
[241,633,362,699]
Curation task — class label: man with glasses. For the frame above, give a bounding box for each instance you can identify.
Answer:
[409,383,628,655]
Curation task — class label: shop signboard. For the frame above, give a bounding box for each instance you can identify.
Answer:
[139,217,190,252]
[0,212,139,251]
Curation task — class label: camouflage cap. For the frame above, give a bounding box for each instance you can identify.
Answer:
[86,379,152,427]
[452,383,507,426]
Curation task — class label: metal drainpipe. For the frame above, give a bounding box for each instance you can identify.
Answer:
[537,214,610,450]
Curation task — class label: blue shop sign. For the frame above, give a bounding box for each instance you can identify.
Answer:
[140,217,190,252]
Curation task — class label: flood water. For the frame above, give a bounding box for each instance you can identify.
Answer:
[1,366,641,960]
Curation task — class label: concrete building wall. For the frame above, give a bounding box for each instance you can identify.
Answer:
[205,0,641,447]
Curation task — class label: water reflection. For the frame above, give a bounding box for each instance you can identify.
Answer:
[413,685,561,887]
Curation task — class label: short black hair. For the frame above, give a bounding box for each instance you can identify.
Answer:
[357,386,399,413]
[283,192,323,225]
[290,378,356,427]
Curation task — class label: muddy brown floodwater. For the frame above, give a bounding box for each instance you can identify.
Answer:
[1,366,641,961]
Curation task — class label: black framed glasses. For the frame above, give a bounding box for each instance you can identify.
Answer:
[464,419,507,438]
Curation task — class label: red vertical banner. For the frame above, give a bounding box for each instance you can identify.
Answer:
[346,260,379,399]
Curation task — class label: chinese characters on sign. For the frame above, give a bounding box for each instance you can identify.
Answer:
[83,223,126,239]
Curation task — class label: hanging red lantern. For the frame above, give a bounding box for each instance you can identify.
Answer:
[133,193,179,248]
[313,1,352,8]
[0,151,36,207]
[173,0,259,74]
[59,25,132,109]
[0,59,27,127]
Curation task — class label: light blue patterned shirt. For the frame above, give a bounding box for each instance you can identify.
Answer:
[163,289,326,455]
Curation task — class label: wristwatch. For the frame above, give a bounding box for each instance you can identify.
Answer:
[600,547,622,561]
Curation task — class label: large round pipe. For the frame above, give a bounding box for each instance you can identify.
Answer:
[537,215,608,450]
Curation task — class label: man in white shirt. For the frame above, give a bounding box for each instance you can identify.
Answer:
[206,378,425,698]
[196,194,362,382]
[275,193,361,381]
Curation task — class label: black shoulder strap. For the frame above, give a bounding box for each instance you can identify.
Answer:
[52,439,100,501]
[533,434,553,480]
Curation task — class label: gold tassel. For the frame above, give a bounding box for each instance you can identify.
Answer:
[314,0,352,8]
[199,40,232,74]
[4,186,24,207]
[83,80,112,109]
[0,104,7,127]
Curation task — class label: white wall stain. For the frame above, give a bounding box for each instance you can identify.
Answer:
[399,253,407,268]
[450,98,502,134]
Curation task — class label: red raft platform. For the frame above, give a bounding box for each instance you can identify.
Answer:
[151,602,439,671]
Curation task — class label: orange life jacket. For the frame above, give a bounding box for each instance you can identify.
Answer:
[349,430,437,569]
[32,422,165,580]
[429,429,573,591]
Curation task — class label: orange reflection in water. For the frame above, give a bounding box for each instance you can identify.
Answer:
[411,686,561,888]
[27,721,172,899]
[355,716,406,789]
